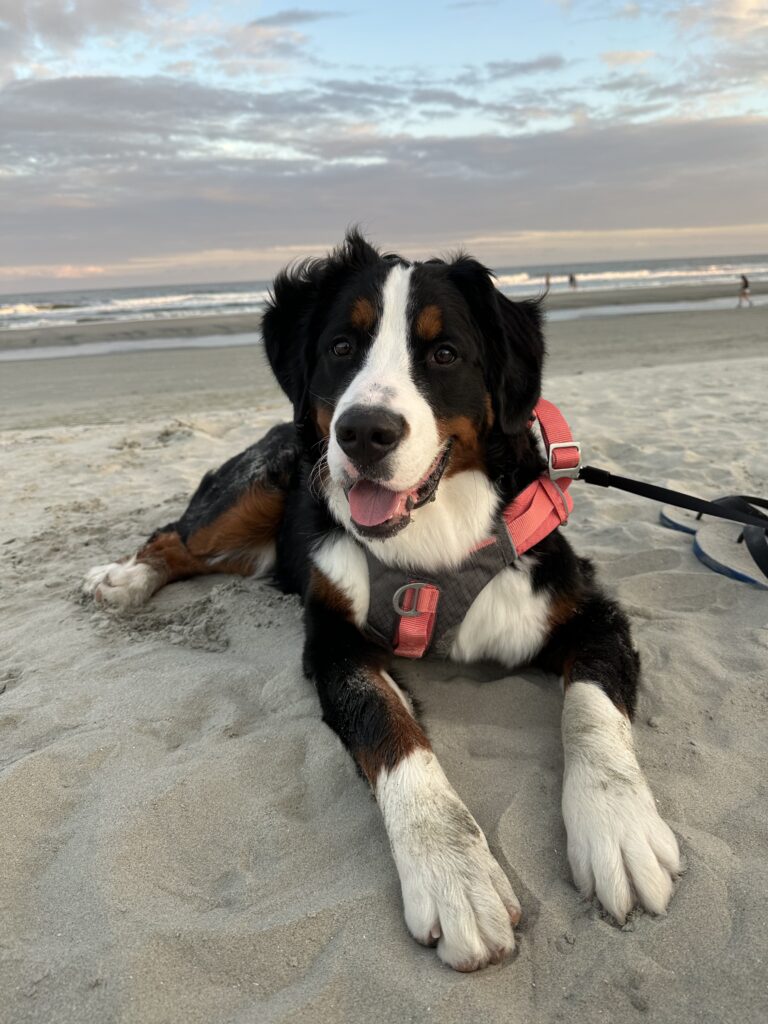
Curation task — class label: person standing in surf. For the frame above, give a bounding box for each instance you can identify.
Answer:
[738,274,753,308]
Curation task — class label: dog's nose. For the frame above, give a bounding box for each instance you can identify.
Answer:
[335,406,406,467]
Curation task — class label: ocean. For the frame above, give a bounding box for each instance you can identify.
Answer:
[1,254,766,332]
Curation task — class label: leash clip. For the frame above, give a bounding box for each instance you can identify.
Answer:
[548,441,581,481]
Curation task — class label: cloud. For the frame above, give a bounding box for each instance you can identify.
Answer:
[2,65,766,284]
[485,55,568,79]
[616,3,642,17]
[249,7,343,28]
[671,0,768,38]
[0,2,330,82]
[1,4,766,287]
[0,0,180,73]
[601,50,655,66]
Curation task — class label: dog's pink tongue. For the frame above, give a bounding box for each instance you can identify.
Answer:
[348,480,404,527]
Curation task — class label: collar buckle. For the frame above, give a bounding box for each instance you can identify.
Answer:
[548,441,581,481]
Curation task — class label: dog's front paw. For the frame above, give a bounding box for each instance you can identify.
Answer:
[399,828,520,972]
[82,557,160,610]
[378,751,520,972]
[563,760,681,924]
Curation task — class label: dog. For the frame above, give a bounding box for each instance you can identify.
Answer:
[84,231,681,972]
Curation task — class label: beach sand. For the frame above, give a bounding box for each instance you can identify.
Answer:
[1,299,767,1023]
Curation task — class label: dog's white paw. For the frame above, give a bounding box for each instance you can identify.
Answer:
[82,557,160,610]
[378,750,520,971]
[398,828,520,971]
[563,759,681,922]
[562,682,681,924]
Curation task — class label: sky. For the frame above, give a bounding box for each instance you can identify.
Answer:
[1,0,767,290]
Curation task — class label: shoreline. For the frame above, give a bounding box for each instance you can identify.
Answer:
[2,281,765,351]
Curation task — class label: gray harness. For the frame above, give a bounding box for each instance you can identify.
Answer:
[362,522,518,658]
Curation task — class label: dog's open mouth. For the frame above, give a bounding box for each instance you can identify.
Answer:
[346,442,453,539]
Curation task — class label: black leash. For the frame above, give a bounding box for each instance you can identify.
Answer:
[577,466,768,531]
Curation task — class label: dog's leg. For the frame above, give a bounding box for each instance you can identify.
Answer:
[83,423,298,610]
[304,583,520,972]
[548,592,681,922]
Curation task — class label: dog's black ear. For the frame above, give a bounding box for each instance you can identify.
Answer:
[262,230,382,431]
[448,256,545,436]
[261,259,322,428]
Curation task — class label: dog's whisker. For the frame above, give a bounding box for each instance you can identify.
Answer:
[308,451,329,501]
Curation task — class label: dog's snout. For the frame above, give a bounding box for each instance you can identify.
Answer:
[335,405,406,467]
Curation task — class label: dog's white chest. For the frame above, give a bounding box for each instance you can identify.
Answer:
[449,561,550,668]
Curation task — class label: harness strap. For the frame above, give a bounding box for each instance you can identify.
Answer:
[533,398,581,485]
[503,476,573,556]
[502,398,581,556]
[392,583,441,658]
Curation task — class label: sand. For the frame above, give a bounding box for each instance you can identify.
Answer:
[1,298,767,1024]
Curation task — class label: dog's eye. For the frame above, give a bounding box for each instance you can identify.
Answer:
[331,337,354,358]
[432,345,457,365]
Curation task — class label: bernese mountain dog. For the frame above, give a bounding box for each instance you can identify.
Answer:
[84,231,680,972]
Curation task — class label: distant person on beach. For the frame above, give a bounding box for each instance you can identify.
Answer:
[568,273,577,289]
[544,273,551,291]
[738,274,753,308]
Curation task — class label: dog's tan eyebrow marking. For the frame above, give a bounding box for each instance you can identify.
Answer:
[415,304,442,342]
[350,297,376,331]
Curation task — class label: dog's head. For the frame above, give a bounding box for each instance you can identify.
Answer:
[262,230,544,543]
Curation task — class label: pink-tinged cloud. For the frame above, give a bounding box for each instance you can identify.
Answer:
[601,50,655,67]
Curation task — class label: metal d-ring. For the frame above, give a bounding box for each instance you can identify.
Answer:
[392,582,428,617]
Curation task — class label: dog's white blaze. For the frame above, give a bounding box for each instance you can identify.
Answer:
[311,531,370,627]
[327,263,441,492]
[358,263,413,388]
[561,681,681,923]
[376,747,518,970]
[451,557,550,665]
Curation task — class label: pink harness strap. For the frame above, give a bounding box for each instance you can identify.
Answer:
[386,398,581,658]
[503,398,581,556]
[393,583,441,658]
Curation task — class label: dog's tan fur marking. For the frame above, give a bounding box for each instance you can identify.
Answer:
[415,304,443,342]
[350,296,376,332]
[187,485,284,562]
[313,404,333,440]
[484,392,495,429]
[310,566,353,618]
[355,673,430,785]
[133,484,284,586]
[438,414,486,477]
